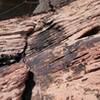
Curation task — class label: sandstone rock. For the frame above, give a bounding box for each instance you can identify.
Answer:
[0,0,100,99]
[0,63,27,100]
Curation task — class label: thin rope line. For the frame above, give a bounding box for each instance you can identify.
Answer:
[24,0,39,4]
[0,1,25,16]
[0,1,39,17]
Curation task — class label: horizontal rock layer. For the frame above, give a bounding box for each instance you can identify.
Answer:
[0,0,100,100]
[0,63,27,100]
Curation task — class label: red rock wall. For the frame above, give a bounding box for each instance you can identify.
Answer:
[0,0,100,100]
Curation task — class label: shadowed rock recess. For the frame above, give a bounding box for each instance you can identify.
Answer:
[0,0,69,20]
[0,0,100,100]
[0,0,39,20]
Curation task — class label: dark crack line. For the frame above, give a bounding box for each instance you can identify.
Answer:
[21,71,35,100]
[0,28,34,67]
[86,67,100,74]
[0,40,27,67]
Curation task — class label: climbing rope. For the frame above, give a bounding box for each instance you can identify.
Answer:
[0,0,39,17]
[0,2,25,16]
[24,0,39,4]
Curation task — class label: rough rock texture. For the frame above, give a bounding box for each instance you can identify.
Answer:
[0,63,27,100]
[0,0,100,100]
[33,35,100,100]
[33,0,69,14]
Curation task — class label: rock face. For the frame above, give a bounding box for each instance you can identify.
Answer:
[0,63,28,100]
[33,0,69,14]
[0,0,100,100]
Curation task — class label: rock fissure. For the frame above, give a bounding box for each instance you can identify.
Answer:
[0,0,100,99]
[0,38,27,67]
[0,26,35,67]
[21,71,35,100]
[78,26,100,39]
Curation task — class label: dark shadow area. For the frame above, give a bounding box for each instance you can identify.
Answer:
[94,55,100,60]
[0,37,27,67]
[21,71,35,100]
[30,21,65,52]
[0,0,39,21]
[78,26,100,39]
[30,24,55,52]
[0,27,34,67]
[0,35,28,67]
[0,52,24,67]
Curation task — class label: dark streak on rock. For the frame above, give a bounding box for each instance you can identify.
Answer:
[21,71,35,100]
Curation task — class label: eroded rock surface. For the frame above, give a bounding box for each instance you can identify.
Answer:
[0,63,27,100]
[0,0,100,100]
